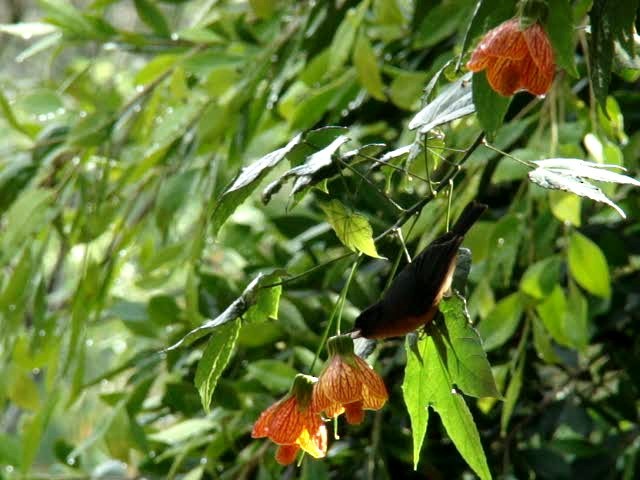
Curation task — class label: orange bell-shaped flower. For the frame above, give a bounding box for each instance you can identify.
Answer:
[252,374,327,465]
[467,18,555,96]
[312,335,388,425]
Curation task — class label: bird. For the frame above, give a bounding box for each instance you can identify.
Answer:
[352,201,487,339]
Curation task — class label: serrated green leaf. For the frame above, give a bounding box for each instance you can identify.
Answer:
[262,135,350,204]
[321,199,382,258]
[353,33,386,100]
[167,272,281,350]
[477,293,523,351]
[408,73,475,133]
[568,231,611,298]
[194,319,241,413]
[212,134,302,233]
[472,72,511,137]
[403,312,493,478]
[437,296,501,398]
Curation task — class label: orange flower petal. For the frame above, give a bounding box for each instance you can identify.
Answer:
[297,424,328,458]
[473,19,528,61]
[485,57,523,96]
[344,401,365,425]
[252,396,305,445]
[352,356,388,409]
[275,444,299,465]
[316,356,362,405]
[523,23,555,76]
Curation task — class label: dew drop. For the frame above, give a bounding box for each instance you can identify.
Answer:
[170,33,179,41]
[135,85,145,93]
[66,456,76,466]
[32,368,40,375]
[497,237,505,247]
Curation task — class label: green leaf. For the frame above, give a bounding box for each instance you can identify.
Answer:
[320,199,383,258]
[415,0,474,49]
[528,167,627,218]
[167,272,281,350]
[566,283,589,349]
[353,33,386,101]
[246,359,298,393]
[477,293,523,351]
[500,351,524,436]
[0,188,53,262]
[519,256,562,299]
[459,0,517,64]
[0,90,36,137]
[471,72,511,137]
[155,169,198,232]
[543,0,578,77]
[549,191,582,226]
[408,73,475,133]
[536,286,569,346]
[487,214,523,288]
[403,307,493,478]
[568,231,611,298]
[532,316,560,364]
[328,0,370,74]
[212,134,302,234]
[437,296,501,398]
[588,0,640,110]
[194,318,241,413]
[262,135,350,204]
[134,0,171,36]
[148,418,216,445]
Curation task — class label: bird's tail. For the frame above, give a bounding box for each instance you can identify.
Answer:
[451,201,487,236]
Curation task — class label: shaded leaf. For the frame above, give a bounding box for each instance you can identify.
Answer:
[519,256,563,299]
[478,293,523,351]
[246,359,298,393]
[543,0,578,77]
[471,72,510,136]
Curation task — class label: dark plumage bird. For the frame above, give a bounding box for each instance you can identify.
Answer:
[353,201,487,339]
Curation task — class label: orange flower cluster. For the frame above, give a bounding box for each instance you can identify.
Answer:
[467,18,555,97]
[251,335,388,465]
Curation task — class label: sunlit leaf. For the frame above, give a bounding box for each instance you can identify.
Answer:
[320,199,382,258]
[568,231,611,298]
[408,73,475,133]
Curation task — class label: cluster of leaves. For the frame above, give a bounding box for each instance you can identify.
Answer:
[0,1,639,479]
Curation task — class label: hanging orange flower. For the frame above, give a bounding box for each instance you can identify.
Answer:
[312,335,388,425]
[467,18,555,97]
[252,374,327,465]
